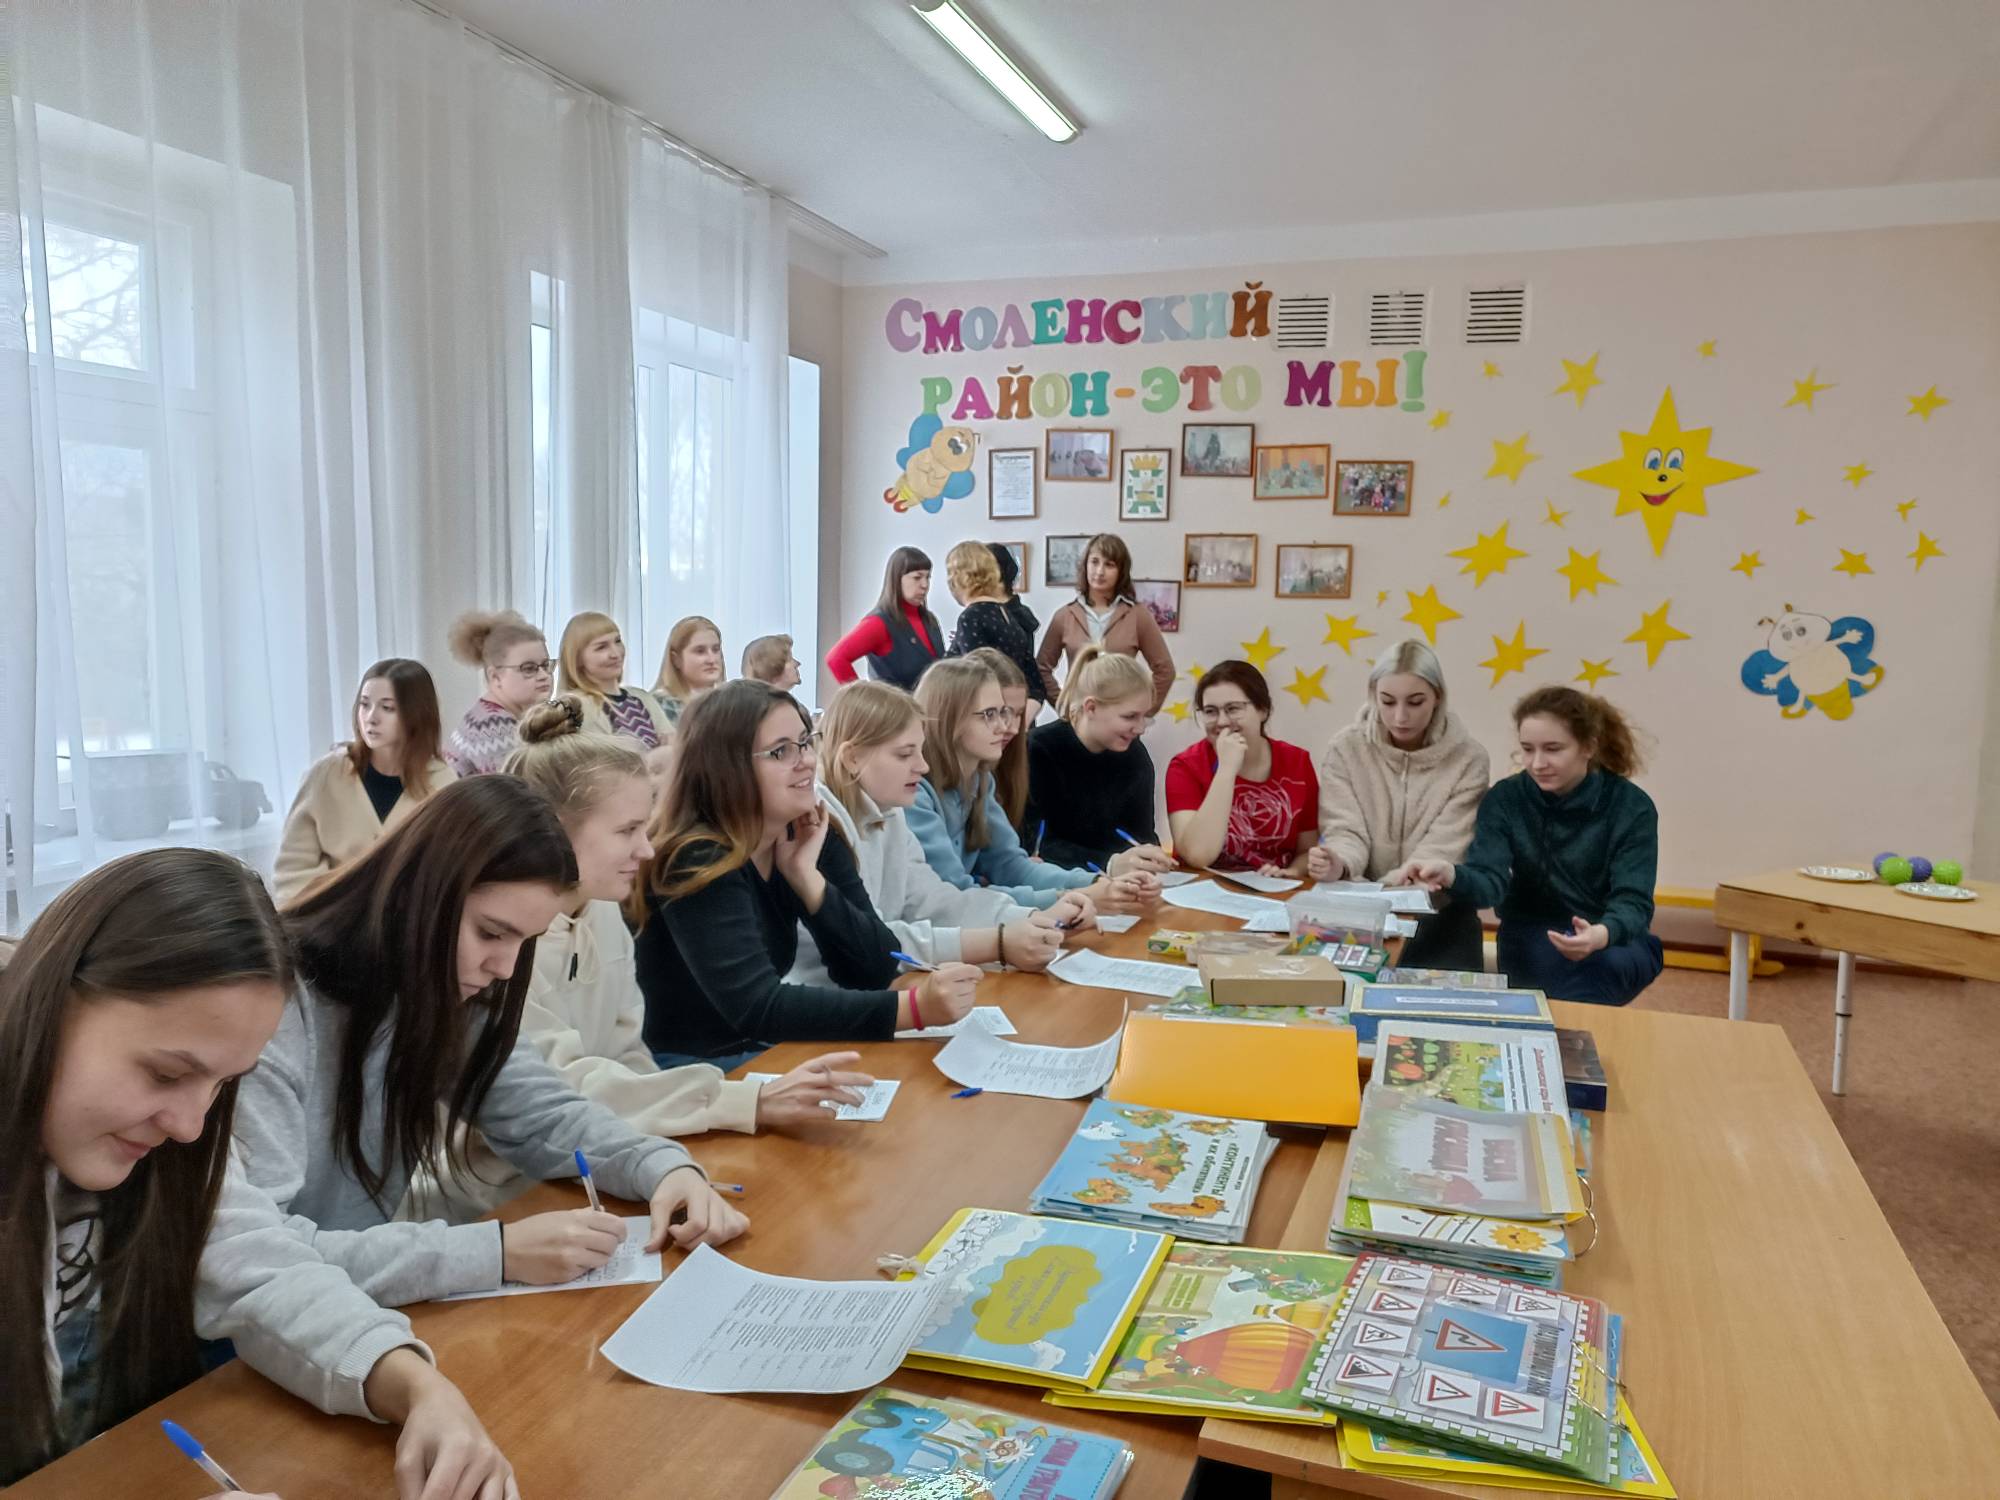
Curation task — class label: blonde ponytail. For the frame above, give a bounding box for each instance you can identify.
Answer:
[1056,643,1152,722]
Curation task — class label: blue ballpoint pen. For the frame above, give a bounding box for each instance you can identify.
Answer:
[1034,820,1046,856]
[1086,861,1104,875]
[574,1148,603,1212]
[162,1420,242,1492]
[889,950,936,971]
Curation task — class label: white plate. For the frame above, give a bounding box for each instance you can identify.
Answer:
[1798,865,1876,883]
[1896,882,1977,901]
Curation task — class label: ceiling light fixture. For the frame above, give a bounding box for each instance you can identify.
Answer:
[911,0,1078,143]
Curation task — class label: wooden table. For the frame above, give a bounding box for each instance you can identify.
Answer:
[1714,867,2000,1093]
[14,905,1306,1500]
[1196,1002,2000,1500]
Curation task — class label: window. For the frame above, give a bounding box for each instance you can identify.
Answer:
[530,270,560,631]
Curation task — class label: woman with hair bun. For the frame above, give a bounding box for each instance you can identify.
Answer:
[443,609,553,777]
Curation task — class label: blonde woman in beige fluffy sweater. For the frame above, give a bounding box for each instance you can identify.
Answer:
[1309,640,1490,971]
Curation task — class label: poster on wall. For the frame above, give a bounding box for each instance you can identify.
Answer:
[1046,534,1092,588]
[1334,459,1414,517]
[1254,443,1331,500]
[1182,422,1255,478]
[1134,579,1181,632]
[1276,543,1352,600]
[1119,449,1172,521]
[1047,428,1114,481]
[1185,533,1258,588]
[989,448,1038,519]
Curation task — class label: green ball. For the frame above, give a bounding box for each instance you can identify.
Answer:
[1879,856,1914,885]
[1934,860,1964,886]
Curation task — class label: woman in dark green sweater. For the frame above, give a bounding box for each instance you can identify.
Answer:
[1405,686,1662,1006]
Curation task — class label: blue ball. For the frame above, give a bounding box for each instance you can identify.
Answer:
[1909,856,1934,883]
[1873,852,1898,874]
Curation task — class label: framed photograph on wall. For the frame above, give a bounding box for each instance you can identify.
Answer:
[1045,533,1092,589]
[1275,543,1352,600]
[1333,458,1415,516]
[995,539,1029,590]
[1046,428,1114,481]
[1254,443,1331,499]
[1181,422,1255,478]
[1184,532,1258,588]
[1133,579,1182,633]
[1118,448,1172,520]
[988,448,1038,519]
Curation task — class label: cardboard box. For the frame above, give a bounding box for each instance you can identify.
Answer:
[1147,928,1202,961]
[1197,950,1348,1007]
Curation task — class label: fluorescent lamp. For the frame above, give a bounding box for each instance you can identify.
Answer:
[912,0,1078,143]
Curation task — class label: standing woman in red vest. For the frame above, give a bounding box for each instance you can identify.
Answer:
[825,547,944,691]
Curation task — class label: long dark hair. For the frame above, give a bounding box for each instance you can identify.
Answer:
[344,657,446,793]
[873,545,943,651]
[283,777,576,1209]
[1080,532,1136,605]
[0,851,291,1484]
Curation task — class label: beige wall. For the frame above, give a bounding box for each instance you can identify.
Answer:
[829,224,2000,891]
[788,260,845,671]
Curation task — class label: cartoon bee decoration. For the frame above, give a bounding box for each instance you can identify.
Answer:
[885,414,979,514]
[1740,604,1884,721]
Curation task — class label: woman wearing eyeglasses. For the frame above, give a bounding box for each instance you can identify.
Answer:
[444,609,555,776]
[1165,660,1319,876]
[631,680,981,1071]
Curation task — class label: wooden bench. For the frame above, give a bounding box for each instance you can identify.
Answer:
[1657,884,1783,976]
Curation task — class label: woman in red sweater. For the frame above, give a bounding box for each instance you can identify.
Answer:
[826,547,945,690]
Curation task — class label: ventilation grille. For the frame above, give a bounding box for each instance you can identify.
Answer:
[1275,294,1331,350]
[1465,284,1529,345]
[1368,289,1427,347]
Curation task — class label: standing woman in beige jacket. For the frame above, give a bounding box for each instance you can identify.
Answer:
[272,659,456,903]
[1035,533,1175,713]
[1309,640,1491,971]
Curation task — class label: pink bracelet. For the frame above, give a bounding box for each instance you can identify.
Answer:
[909,990,925,1030]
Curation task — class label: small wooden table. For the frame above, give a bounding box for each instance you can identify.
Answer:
[1714,867,2000,1093]
[1196,1003,2000,1499]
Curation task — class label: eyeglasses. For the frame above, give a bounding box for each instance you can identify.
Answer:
[1196,701,1257,722]
[753,730,820,768]
[971,706,1020,728]
[500,659,557,678]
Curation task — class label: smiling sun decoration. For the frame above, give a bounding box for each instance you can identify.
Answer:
[1574,387,1758,557]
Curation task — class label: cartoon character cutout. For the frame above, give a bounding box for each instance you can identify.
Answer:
[886,414,979,513]
[1574,387,1758,556]
[1740,606,1884,720]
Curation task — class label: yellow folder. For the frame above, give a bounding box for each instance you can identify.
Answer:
[1107,1011,1361,1125]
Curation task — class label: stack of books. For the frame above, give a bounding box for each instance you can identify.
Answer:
[1030,1098,1278,1244]
[1347,981,1555,1051]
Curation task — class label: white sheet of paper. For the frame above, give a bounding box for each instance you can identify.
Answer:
[439,1217,659,1301]
[1242,907,1292,933]
[1048,946,1193,998]
[1204,869,1304,893]
[1152,870,1201,888]
[599,1243,937,1393]
[1092,913,1141,933]
[1161,880,1290,926]
[931,1012,1125,1098]
[895,1005,1017,1040]
[1388,916,1419,938]
[1316,881,1433,914]
[1315,879,1384,894]
[744,1073,901,1122]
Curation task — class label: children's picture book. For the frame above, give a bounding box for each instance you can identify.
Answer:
[1305,1254,1625,1487]
[1144,996,1351,1027]
[1029,1098,1276,1243]
[903,1208,1172,1391]
[1348,984,1555,1046]
[1373,1021,1566,1114]
[1345,1088,1585,1222]
[1331,1192,1572,1286]
[1047,1244,1353,1422]
[1377,967,1511,989]
[769,1385,1133,1500]
[1339,1390,1675,1497]
[1558,1026,1609,1111]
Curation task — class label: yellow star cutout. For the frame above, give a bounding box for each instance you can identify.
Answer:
[1556,547,1618,602]
[1487,433,1541,484]
[1697,339,1717,359]
[1573,387,1758,557]
[1283,665,1331,708]
[1322,614,1376,656]
[1784,369,1835,410]
[1161,699,1190,723]
[1437,490,1453,509]
[1482,360,1502,379]
[1401,585,1463,645]
[1895,498,1918,521]
[1240,628,1284,672]
[1833,549,1873,578]
[1448,522,1530,587]
[1842,462,1873,487]
[1909,531,1944,570]
[1479,622,1547,687]
[1543,501,1569,528]
[1575,659,1619,689]
[1186,662,1207,685]
[1906,386,1949,421]
[1429,410,1452,430]
[1795,507,1815,525]
[1552,353,1603,408]
[1375,590,1390,607]
[1624,600,1690,668]
[1731,551,1764,579]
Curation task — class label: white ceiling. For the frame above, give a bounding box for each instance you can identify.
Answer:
[449,0,2000,282]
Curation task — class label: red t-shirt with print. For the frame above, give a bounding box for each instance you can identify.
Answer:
[1164,737,1318,869]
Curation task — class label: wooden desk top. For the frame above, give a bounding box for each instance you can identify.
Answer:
[1197,1002,2000,1500]
[1714,867,2000,979]
[14,903,1305,1500]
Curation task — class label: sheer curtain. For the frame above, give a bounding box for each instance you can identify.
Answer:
[1,0,795,918]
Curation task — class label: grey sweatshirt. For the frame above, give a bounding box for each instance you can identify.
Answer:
[195,983,700,1416]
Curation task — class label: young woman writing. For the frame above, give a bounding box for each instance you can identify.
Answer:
[652,615,726,726]
[632,680,981,1069]
[966,647,1033,837]
[557,611,675,749]
[1034,533,1174,712]
[443,609,553,778]
[1400,686,1661,1005]
[825,546,944,690]
[273,659,456,903]
[1025,646,1175,877]
[943,541,1043,717]
[1165,661,1318,876]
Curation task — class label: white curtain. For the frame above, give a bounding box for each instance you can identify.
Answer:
[1,0,794,918]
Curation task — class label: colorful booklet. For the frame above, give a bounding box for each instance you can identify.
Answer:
[1329,1152,1573,1288]
[1348,983,1555,1047]
[1378,967,1512,989]
[769,1385,1132,1500]
[1373,1021,1567,1114]
[902,1208,1172,1391]
[1029,1098,1277,1244]
[1304,1253,1625,1487]
[1147,984,1350,1028]
[1340,1390,1675,1497]
[1345,1087,1586,1222]
[1046,1244,1353,1423]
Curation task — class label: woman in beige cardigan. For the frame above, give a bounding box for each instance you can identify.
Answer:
[1310,640,1491,971]
[1035,532,1175,713]
[273,658,456,902]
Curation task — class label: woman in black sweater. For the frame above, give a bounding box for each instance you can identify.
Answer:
[632,681,980,1069]
[1025,645,1175,878]
[945,541,1044,718]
